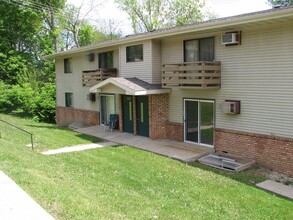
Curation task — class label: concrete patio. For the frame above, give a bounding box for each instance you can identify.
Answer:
[75,126,213,162]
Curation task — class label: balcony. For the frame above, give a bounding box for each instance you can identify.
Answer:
[161,61,221,89]
[82,68,118,87]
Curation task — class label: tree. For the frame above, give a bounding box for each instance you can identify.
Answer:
[97,19,123,40]
[267,0,293,7]
[0,0,44,83]
[114,0,206,34]
[59,0,103,48]
[78,23,108,47]
[41,0,66,52]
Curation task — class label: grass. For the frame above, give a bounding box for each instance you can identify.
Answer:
[0,113,292,219]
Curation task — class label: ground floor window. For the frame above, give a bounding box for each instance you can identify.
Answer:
[184,99,214,146]
[100,94,115,125]
[65,92,73,107]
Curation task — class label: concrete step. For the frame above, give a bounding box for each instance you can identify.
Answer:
[256,180,293,200]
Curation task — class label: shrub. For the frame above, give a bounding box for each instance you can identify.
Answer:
[0,81,56,123]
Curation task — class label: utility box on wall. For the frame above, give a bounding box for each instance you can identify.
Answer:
[221,100,240,114]
[87,93,96,102]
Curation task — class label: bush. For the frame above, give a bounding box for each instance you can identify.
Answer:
[0,81,56,123]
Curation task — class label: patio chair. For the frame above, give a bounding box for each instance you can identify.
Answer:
[103,114,118,132]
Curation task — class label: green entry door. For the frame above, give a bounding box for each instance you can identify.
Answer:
[122,95,134,133]
[136,96,149,137]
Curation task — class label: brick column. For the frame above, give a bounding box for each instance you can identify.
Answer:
[149,94,169,139]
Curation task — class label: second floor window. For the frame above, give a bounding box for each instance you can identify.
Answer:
[99,51,113,68]
[126,44,143,62]
[64,58,72,73]
[184,37,214,62]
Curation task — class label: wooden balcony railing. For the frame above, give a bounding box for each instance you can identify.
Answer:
[82,68,117,87]
[161,61,221,89]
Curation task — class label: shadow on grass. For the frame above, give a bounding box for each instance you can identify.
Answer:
[25,124,102,143]
[74,133,102,143]
[25,124,62,129]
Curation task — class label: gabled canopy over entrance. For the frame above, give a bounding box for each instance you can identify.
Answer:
[89,77,171,95]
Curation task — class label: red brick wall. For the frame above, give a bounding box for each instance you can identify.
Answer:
[56,106,99,126]
[215,128,293,177]
[166,122,184,142]
[149,94,169,139]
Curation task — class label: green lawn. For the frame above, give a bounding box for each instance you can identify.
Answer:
[0,114,292,219]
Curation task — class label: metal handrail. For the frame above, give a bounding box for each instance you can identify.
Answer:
[0,118,34,150]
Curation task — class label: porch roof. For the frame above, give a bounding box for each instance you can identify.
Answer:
[89,77,171,95]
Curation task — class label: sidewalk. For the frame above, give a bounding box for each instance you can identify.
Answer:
[0,171,55,220]
[75,125,213,162]
[256,180,293,200]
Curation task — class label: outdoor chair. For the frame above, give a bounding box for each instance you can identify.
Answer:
[103,114,118,132]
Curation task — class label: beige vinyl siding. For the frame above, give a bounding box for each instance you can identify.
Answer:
[55,48,119,111]
[120,41,152,83]
[56,47,120,112]
[151,40,162,84]
[99,84,125,94]
[166,20,293,138]
[113,49,119,73]
[56,53,100,111]
[162,37,183,64]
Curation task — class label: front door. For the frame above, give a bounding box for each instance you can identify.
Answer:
[136,96,149,137]
[122,95,134,133]
[184,99,214,147]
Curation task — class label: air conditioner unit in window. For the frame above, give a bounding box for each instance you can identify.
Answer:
[221,33,238,45]
[87,93,96,101]
[221,101,240,114]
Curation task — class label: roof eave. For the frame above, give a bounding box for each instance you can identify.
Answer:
[43,7,293,60]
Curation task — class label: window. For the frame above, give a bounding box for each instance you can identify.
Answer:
[64,58,72,73]
[126,44,143,62]
[65,93,73,107]
[98,51,113,68]
[184,37,214,62]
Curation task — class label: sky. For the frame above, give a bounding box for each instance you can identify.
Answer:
[67,0,271,35]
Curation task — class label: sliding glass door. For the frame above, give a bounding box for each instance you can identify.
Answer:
[184,99,214,146]
[100,94,115,125]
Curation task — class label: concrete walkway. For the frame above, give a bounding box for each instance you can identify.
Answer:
[256,180,293,200]
[75,126,213,162]
[42,142,117,155]
[0,171,55,220]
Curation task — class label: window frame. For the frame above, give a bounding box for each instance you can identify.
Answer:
[126,44,143,63]
[98,51,114,68]
[184,37,215,62]
[64,58,73,73]
[65,92,73,107]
